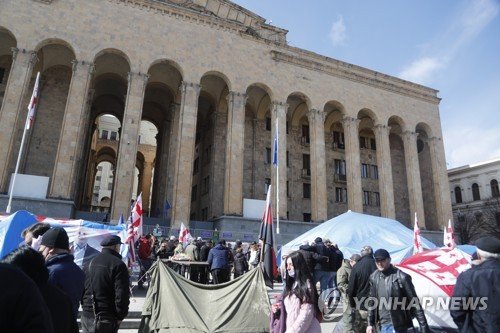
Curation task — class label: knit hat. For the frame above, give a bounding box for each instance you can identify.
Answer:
[41,227,69,250]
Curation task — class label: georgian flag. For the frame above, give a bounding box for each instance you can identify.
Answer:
[126,193,143,262]
[443,219,456,249]
[413,212,424,254]
[179,222,192,248]
[26,72,40,130]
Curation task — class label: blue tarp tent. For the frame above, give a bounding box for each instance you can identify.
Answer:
[280,211,436,264]
[0,210,38,259]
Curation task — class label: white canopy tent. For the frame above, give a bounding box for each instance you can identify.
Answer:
[280,211,436,264]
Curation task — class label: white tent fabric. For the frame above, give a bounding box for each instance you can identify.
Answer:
[280,211,436,264]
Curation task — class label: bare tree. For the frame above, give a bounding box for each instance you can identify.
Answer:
[455,197,500,244]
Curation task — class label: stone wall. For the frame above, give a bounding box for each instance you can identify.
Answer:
[390,134,411,227]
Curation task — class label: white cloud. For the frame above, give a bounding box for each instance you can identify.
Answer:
[329,15,347,46]
[398,0,499,85]
[399,57,443,84]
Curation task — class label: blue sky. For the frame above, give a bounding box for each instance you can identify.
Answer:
[232,0,500,168]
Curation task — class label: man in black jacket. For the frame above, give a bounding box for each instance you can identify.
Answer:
[367,249,429,333]
[347,245,377,333]
[81,235,130,333]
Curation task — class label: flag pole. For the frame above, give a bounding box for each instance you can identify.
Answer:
[275,122,280,234]
[6,72,40,214]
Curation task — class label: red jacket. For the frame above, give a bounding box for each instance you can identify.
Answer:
[138,237,152,260]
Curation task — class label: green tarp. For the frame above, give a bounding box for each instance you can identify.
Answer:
[138,261,271,333]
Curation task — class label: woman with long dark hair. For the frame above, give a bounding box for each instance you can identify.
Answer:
[280,251,321,332]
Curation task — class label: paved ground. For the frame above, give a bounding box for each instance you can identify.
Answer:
[109,282,340,332]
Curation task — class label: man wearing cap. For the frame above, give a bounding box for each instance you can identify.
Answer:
[39,227,85,318]
[451,236,500,332]
[337,253,361,332]
[367,249,429,333]
[81,235,130,333]
[347,245,377,333]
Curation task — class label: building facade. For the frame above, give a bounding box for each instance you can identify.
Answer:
[0,0,452,230]
[448,158,500,242]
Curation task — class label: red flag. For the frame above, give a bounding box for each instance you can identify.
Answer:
[259,185,278,288]
[126,193,143,263]
[413,212,423,254]
[26,72,40,130]
[443,219,456,249]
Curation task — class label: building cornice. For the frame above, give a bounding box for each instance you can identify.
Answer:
[270,50,441,104]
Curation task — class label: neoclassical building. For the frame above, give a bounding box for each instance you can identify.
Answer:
[0,0,452,230]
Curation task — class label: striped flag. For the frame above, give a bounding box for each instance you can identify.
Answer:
[26,72,40,130]
[259,185,278,288]
[413,212,424,254]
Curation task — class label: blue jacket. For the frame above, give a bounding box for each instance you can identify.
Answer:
[46,253,85,317]
[207,244,230,270]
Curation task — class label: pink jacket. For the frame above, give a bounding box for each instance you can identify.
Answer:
[283,293,321,333]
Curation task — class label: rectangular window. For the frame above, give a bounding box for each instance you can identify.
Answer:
[363,191,371,206]
[371,165,379,179]
[97,166,103,171]
[302,125,310,144]
[100,130,109,140]
[370,138,377,150]
[287,181,290,197]
[335,159,346,175]
[374,192,380,206]
[359,136,366,149]
[96,176,101,181]
[286,151,290,167]
[191,185,197,202]
[107,183,113,191]
[204,145,212,165]
[265,148,272,164]
[110,131,117,141]
[138,135,141,144]
[203,176,210,194]
[302,154,310,170]
[0,68,5,83]
[333,131,345,149]
[303,183,311,199]
[361,164,369,178]
[286,121,289,134]
[193,158,199,175]
[266,117,272,131]
[335,187,347,203]
[303,213,311,222]
[265,178,271,194]
[201,207,208,221]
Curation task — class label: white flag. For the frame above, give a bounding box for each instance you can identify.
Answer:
[413,212,423,254]
[179,222,192,248]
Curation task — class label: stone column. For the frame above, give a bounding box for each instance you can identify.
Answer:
[166,103,180,215]
[402,131,425,227]
[307,108,328,221]
[141,160,154,215]
[111,72,149,219]
[50,60,94,200]
[373,124,396,219]
[224,91,246,215]
[154,120,171,215]
[0,48,37,192]
[271,101,287,220]
[428,136,452,229]
[170,82,201,228]
[212,111,227,218]
[342,116,363,212]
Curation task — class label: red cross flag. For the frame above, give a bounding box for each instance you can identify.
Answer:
[26,72,40,130]
[443,219,456,249]
[413,212,424,254]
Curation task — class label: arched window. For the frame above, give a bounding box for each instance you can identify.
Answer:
[491,179,500,198]
[454,186,462,204]
[472,183,481,201]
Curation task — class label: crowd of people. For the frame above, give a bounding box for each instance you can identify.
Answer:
[1,219,499,333]
[134,233,263,285]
